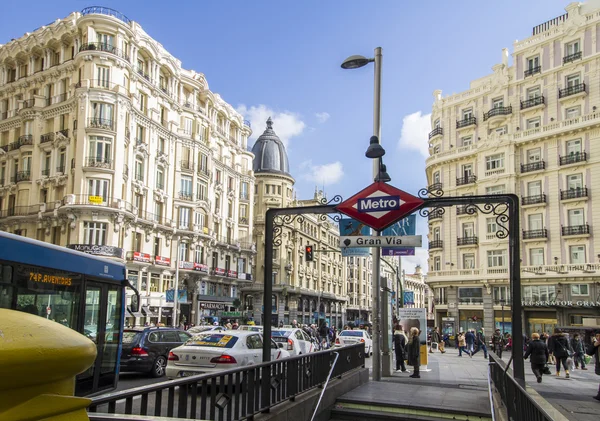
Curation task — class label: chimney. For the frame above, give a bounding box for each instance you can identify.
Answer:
[502,48,508,67]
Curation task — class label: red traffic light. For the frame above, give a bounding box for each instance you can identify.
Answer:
[305,245,314,262]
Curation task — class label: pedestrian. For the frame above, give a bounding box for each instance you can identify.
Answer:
[492,328,505,358]
[471,329,488,358]
[524,332,549,383]
[429,327,445,353]
[548,328,573,378]
[407,327,421,378]
[570,333,587,370]
[465,329,475,357]
[393,323,407,372]
[457,332,467,357]
[587,332,600,401]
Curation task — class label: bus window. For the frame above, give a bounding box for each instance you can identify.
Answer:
[84,287,101,343]
[0,265,13,308]
[99,287,121,389]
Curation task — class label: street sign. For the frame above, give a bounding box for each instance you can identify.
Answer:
[340,235,422,248]
[381,214,417,255]
[336,182,424,231]
[381,247,415,256]
[338,218,371,257]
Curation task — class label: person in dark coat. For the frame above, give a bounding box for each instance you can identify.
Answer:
[465,329,475,357]
[407,327,421,378]
[393,323,407,372]
[548,328,572,378]
[524,332,549,383]
[570,333,587,370]
[590,333,600,401]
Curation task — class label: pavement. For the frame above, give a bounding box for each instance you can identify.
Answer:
[384,348,600,421]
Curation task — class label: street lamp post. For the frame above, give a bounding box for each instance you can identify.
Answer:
[342,47,387,380]
[500,298,506,337]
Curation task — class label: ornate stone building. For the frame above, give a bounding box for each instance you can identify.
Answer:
[242,118,350,328]
[0,7,255,326]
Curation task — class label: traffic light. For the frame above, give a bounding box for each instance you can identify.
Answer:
[305,245,313,262]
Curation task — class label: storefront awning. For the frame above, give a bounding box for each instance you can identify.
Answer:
[142,306,158,317]
[127,309,144,318]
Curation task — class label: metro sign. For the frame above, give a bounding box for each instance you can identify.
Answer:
[336,182,424,231]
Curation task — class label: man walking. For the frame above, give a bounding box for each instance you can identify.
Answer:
[571,333,587,370]
[465,329,475,357]
[472,329,488,358]
[429,327,445,353]
[524,332,549,383]
[492,328,505,358]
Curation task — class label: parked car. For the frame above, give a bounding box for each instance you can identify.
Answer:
[120,327,192,377]
[187,325,225,335]
[334,329,372,357]
[166,331,289,379]
[271,328,316,356]
[238,325,264,332]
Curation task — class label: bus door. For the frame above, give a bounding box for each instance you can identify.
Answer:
[76,281,122,396]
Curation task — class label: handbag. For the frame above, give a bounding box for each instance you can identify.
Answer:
[542,364,552,375]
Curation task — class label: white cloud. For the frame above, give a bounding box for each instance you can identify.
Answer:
[398,111,431,158]
[300,160,344,186]
[315,112,330,123]
[401,248,429,275]
[237,104,305,147]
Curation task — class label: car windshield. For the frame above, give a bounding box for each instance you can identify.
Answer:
[185,334,238,348]
[272,330,292,338]
[188,326,212,333]
[340,331,364,337]
[122,331,142,343]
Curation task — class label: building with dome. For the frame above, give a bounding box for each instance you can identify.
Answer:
[241,118,363,328]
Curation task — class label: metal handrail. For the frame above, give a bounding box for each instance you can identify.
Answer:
[487,360,497,421]
[310,351,339,421]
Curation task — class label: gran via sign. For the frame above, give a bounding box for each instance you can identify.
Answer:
[522,300,600,307]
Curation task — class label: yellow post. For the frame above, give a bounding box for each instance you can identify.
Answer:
[420,344,428,366]
[0,309,97,421]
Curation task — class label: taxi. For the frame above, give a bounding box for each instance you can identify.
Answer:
[165,330,289,379]
[334,329,372,357]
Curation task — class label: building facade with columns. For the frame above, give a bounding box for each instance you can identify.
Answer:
[0,7,255,326]
[426,1,600,337]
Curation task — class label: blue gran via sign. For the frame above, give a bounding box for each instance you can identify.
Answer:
[381,214,416,255]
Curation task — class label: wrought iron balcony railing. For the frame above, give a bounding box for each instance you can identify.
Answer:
[428,127,443,139]
[521,194,546,205]
[559,152,587,165]
[520,96,544,109]
[428,210,443,221]
[16,171,31,182]
[84,156,112,169]
[428,182,443,191]
[483,106,512,121]
[456,175,477,186]
[87,117,114,131]
[78,42,130,62]
[523,229,547,240]
[457,236,478,246]
[563,51,582,64]
[429,240,443,249]
[178,191,193,201]
[521,161,545,173]
[559,83,585,98]
[562,224,589,236]
[524,66,542,77]
[456,117,477,129]
[560,187,588,200]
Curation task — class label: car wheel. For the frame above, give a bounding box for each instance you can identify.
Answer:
[151,356,167,377]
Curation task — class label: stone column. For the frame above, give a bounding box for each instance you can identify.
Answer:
[483,287,494,336]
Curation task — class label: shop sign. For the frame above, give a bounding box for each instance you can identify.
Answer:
[161,307,172,316]
[179,261,194,270]
[88,195,103,204]
[441,317,455,322]
[226,270,237,278]
[194,263,209,273]
[199,301,228,310]
[221,311,242,317]
[522,300,600,307]
[67,244,124,258]
[155,256,171,266]
[133,252,152,263]
[214,268,226,276]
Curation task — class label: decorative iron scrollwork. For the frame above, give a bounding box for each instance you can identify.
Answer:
[418,185,444,199]
[273,214,305,246]
[328,213,343,223]
[419,206,446,218]
[318,195,343,206]
[462,202,510,239]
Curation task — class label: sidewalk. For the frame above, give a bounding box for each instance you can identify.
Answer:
[387,348,599,421]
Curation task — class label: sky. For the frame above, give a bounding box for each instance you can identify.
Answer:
[0,0,569,273]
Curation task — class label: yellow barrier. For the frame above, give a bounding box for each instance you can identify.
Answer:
[0,309,97,421]
[420,344,428,366]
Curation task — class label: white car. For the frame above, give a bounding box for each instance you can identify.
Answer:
[271,328,316,356]
[187,325,225,335]
[335,330,372,357]
[238,325,263,332]
[166,331,290,379]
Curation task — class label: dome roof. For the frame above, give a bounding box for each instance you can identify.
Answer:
[251,117,292,177]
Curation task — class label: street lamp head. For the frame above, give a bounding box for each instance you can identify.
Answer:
[365,135,385,158]
[375,163,391,183]
[341,54,372,69]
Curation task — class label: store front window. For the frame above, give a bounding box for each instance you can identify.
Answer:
[459,310,483,333]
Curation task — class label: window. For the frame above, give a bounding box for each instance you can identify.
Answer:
[139,93,147,112]
[88,179,109,201]
[158,137,165,153]
[91,102,113,122]
[527,56,540,71]
[180,176,192,195]
[178,242,189,261]
[461,136,473,146]
[97,65,110,87]
[97,33,114,48]
[462,222,474,237]
[199,154,208,171]
[22,153,32,172]
[463,253,475,269]
[486,217,498,235]
[494,126,507,135]
[195,211,206,229]
[527,181,542,197]
[568,208,584,226]
[492,97,504,108]
[184,118,193,135]
[485,153,504,170]
[527,86,541,99]
[83,222,107,245]
[156,167,164,189]
[89,135,112,163]
[565,106,581,119]
[571,284,589,295]
[530,248,544,266]
[179,207,191,229]
[195,247,204,264]
[569,245,586,264]
[566,174,583,190]
[487,250,506,267]
[461,163,473,177]
[215,170,222,184]
[566,74,581,87]
[434,118,440,128]
[523,285,556,302]
[493,286,510,303]
[241,181,248,199]
[565,40,580,56]
[526,117,541,129]
[527,148,541,163]
[566,139,582,155]
[135,158,144,182]
[486,185,505,195]
[433,256,441,271]
[432,226,440,240]
[462,108,473,119]
[197,182,207,200]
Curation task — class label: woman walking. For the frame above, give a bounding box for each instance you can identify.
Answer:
[524,332,549,383]
[549,328,573,378]
[457,332,467,357]
[408,327,422,378]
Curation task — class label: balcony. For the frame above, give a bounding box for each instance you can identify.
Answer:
[428,127,443,139]
[457,205,476,215]
[17,134,33,148]
[21,99,34,109]
[15,171,31,182]
[523,229,548,240]
[85,156,112,169]
[456,117,476,129]
[563,51,582,65]
[483,106,512,122]
[456,175,477,186]
[562,224,590,236]
[47,93,68,106]
[57,128,69,138]
[520,96,544,110]
[239,217,249,225]
[134,173,144,183]
[457,236,478,246]
[56,165,65,174]
[559,152,587,166]
[178,191,193,201]
[81,6,131,24]
[155,181,164,190]
[136,66,151,81]
[429,240,443,250]
[180,160,193,171]
[428,182,443,192]
[239,192,250,201]
[524,66,542,77]
[40,132,54,144]
[521,161,545,173]
[78,42,130,62]
[197,166,210,178]
[560,187,588,200]
[521,194,546,206]
[559,83,585,98]
[87,117,114,131]
[41,168,50,177]
[428,210,443,221]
